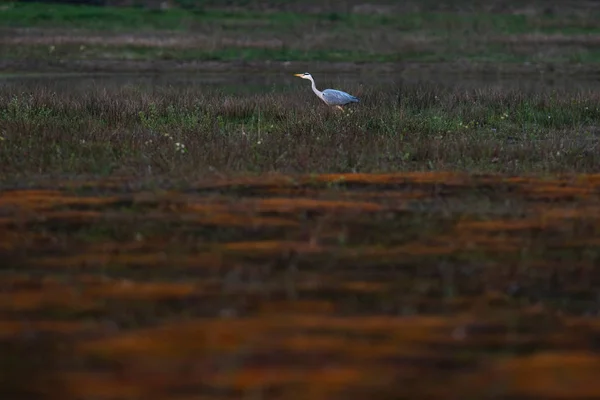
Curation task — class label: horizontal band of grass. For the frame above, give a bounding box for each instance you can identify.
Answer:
[1,79,599,177]
[4,36,600,64]
[0,43,525,63]
[3,2,600,35]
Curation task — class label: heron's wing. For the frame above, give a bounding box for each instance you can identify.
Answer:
[322,89,360,105]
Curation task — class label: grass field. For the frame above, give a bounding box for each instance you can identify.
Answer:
[2,79,600,177]
[4,1,600,66]
[2,1,600,399]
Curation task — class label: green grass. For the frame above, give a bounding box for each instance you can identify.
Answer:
[4,2,600,65]
[6,41,600,64]
[1,79,598,178]
[3,2,600,35]
[3,38,600,66]
[0,4,522,32]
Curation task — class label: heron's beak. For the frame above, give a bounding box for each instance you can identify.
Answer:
[293,74,303,77]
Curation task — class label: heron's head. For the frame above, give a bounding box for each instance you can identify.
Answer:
[294,72,312,80]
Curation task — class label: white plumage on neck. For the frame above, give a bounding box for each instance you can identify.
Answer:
[306,75,325,101]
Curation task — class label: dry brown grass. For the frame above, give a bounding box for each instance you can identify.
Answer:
[2,172,600,399]
[0,28,286,49]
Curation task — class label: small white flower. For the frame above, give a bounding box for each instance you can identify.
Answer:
[175,142,186,153]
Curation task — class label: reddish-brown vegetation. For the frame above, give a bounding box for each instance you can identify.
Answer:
[1,172,600,398]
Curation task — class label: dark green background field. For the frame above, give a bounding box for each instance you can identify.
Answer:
[2,1,600,399]
[4,1,600,65]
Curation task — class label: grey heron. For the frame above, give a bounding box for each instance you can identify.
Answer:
[294,72,359,111]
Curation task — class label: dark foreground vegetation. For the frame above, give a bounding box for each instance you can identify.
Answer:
[2,173,600,399]
[1,80,599,178]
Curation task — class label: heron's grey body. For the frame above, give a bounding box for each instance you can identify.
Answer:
[322,89,360,106]
[294,72,359,109]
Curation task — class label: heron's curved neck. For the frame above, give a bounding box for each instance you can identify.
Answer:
[308,76,323,99]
